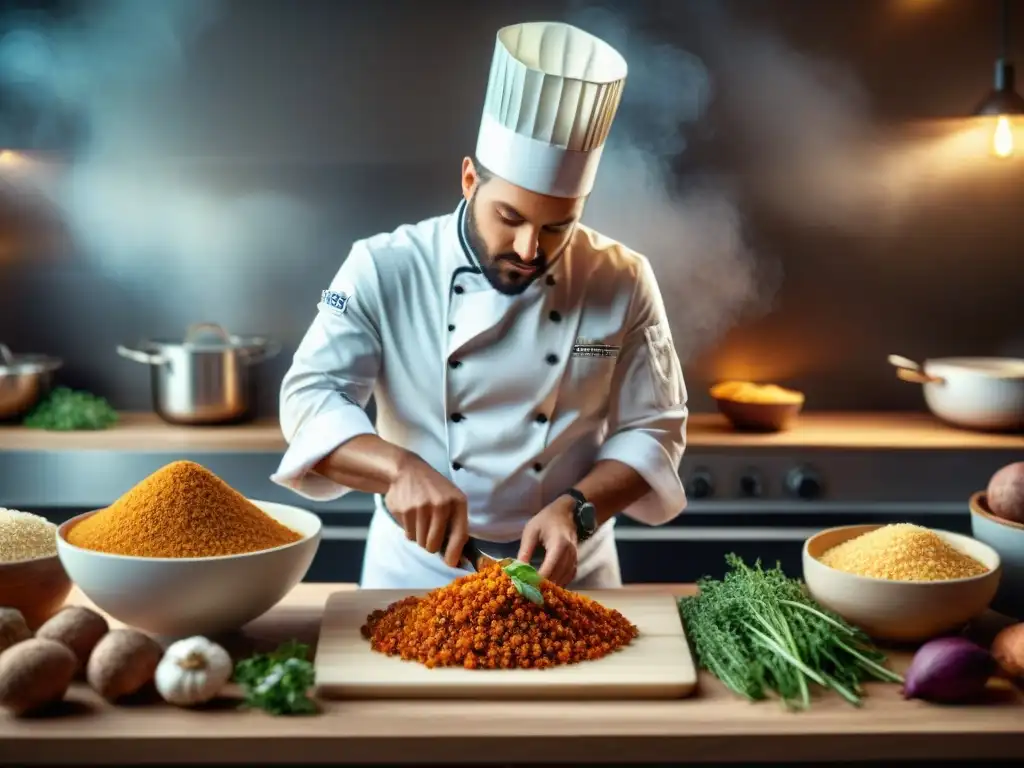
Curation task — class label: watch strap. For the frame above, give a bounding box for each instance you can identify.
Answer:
[563,487,587,506]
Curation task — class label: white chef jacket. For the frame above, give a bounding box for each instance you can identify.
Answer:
[271,199,688,589]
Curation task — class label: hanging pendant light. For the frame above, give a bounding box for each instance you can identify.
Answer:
[973,0,1024,158]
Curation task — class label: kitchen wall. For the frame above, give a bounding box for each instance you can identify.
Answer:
[0,0,1022,417]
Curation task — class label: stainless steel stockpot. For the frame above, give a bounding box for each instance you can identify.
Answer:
[117,322,280,425]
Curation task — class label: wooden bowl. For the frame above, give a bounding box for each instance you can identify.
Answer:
[802,524,1001,643]
[0,554,73,630]
[714,397,803,432]
[969,492,1024,619]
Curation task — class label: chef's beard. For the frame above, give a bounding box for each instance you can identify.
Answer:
[465,194,548,296]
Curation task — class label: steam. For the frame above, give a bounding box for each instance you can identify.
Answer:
[568,5,776,362]
[0,0,314,327]
[686,1,975,234]
[569,1,1002,361]
[0,1,1002,353]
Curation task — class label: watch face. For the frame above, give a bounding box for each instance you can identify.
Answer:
[578,501,597,533]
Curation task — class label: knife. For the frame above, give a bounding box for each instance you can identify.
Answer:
[440,531,546,572]
[381,502,545,572]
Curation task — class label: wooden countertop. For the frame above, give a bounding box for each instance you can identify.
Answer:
[1,412,1022,452]
[3,584,1023,765]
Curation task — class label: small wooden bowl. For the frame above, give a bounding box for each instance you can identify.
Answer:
[0,554,73,630]
[714,397,803,432]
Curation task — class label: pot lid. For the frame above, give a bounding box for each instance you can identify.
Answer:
[139,323,274,352]
[926,357,1024,378]
[0,343,63,376]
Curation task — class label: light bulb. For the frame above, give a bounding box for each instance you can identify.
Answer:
[993,115,1014,158]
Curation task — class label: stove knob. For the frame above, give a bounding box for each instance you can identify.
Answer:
[687,469,714,499]
[786,466,823,500]
[739,471,763,498]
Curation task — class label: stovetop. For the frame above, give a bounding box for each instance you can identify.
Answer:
[676,446,1014,513]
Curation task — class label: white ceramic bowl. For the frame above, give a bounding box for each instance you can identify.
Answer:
[57,500,322,638]
[969,491,1024,620]
[919,357,1024,432]
[803,524,1001,643]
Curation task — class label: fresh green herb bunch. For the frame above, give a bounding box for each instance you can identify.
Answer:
[233,639,317,716]
[22,387,118,431]
[678,553,903,710]
[501,559,545,606]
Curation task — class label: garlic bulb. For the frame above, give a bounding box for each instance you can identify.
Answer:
[154,636,233,707]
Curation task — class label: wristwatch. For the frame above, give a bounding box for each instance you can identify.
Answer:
[562,488,597,543]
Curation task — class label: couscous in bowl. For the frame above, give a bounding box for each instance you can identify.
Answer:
[802,524,1001,643]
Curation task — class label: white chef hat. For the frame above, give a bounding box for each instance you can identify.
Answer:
[475,21,628,199]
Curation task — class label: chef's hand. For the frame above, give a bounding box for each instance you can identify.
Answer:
[518,496,578,587]
[385,453,469,568]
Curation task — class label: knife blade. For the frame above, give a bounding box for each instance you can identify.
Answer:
[436,528,544,573]
[440,530,546,572]
[381,502,545,571]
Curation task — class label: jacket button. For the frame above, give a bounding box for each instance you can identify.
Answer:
[452,461,463,471]
[535,413,548,424]
[549,310,561,322]
[454,285,464,295]
[448,324,455,332]
[545,275,556,286]
[448,359,462,369]
[451,413,464,423]
[533,462,544,472]
[545,353,558,365]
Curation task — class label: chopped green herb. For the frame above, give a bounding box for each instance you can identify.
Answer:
[502,559,545,606]
[22,387,118,431]
[678,553,902,711]
[233,639,317,716]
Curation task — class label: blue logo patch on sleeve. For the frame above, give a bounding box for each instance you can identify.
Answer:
[321,290,350,314]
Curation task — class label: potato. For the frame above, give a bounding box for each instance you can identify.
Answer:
[86,629,162,703]
[988,462,1024,524]
[991,622,1024,679]
[36,606,109,673]
[0,638,77,716]
[0,608,31,654]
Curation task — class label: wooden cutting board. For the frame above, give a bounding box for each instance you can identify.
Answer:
[314,589,698,700]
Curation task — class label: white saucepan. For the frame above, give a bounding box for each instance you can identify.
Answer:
[889,354,1024,433]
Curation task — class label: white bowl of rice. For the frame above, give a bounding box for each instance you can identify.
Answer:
[0,508,73,629]
[803,523,1001,643]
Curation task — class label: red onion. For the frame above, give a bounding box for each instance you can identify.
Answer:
[902,636,994,703]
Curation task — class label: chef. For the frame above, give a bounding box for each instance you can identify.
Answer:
[271,21,688,590]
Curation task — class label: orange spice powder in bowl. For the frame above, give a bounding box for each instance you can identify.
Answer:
[65,460,301,558]
[57,461,321,637]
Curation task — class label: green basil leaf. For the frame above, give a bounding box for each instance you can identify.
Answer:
[502,559,542,586]
[519,581,545,606]
[511,576,545,606]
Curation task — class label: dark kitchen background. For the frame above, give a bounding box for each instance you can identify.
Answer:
[0,0,1022,417]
